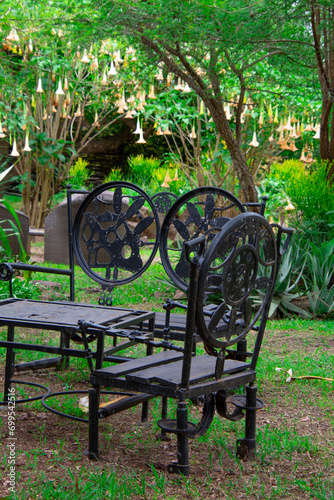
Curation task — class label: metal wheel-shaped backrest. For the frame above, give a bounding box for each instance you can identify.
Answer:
[152,191,178,215]
[73,182,160,287]
[195,213,277,368]
[160,187,246,292]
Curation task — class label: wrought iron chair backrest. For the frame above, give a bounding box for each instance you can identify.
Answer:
[71,181,160,305]
[178,211,293,386]
[159,187,267,293]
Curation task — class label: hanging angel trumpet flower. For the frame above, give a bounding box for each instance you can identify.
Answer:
[63,77,69,91]
[36,78,44,93]
[283,115,293,131]
[164,170,173,183]
[163,126,172,135]
[148,85,156,99]
[127,94,136,105]
[28,39,33,53]
[166,73,173,87]
[90,57,99,71]
[81,50,90,63]
[274,107,279,124]
[189,125,197,139]
[155,126,164,136]
[74,103,82,117]
[133,117,142,134]
[161,175,170,188]
[290,124,298,139]
[225,104,232,120]
[155,68,163,81]
[285,198,295,211]
[249,131,259,147]
[300,148,307,162]
[268,132,275,142]
[56,79,65,95]
[10,138,20,157]
[259,112,264,129]
[174,78,183,90]
[173,169,179,182]
[304,121,313,132]
[23,131,31,152]
[114,50,123,64]
[117,90,127,112]
[124,109,135,118]
[93,112,100,127]
[108,60,117,76]
[276,119,283,133]
[289,141,298,152]
[6,29,20,42]
[101,70,108,85]
[199,101,205,115]
[296,120,301,137]
[136,129,146,144]
[313,125,320,139]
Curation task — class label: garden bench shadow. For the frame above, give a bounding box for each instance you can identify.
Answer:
[0,181,292,474]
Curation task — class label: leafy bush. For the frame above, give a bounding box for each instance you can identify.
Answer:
[67,157,93,190]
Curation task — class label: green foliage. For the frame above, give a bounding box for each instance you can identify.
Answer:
[104,168,124,183]
[0,198,26,259]
[285,161,334,241]
[253,240,310,318]
[307,239,334,318]
[122,154,190,196]
[0,276,41,300]
[67,157,93,190]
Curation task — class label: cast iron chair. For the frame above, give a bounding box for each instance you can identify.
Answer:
[87,212,293,474]
[0,181,159,409]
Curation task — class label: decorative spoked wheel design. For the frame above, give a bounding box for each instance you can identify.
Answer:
[160,187,246,292]
[73,182,160,287]
[195,212,277,354]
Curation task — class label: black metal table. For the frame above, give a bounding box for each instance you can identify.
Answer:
[0,298,155,405]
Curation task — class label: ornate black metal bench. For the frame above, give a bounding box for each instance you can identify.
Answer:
[0,182,269,421]
[87,212,293,474]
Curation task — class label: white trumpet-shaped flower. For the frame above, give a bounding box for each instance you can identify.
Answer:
[148,85,156,99]
[313,125,320,139]
[189,126,197,139]
[36,78,44,93]
[81,50,90,63]
[136,129,146,144]
[249,131,259,147]
[56,79,65,95]
[23,133,31,152]
[10,139,20,157]
[108,60,117,76]
[133,117,142,135]
[225,104,232,121]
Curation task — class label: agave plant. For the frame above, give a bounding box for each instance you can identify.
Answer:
[253,241,310,318]
[306,238,334,318]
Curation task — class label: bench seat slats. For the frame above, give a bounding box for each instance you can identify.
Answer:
[126,356,249,387]
[96,350,184,378]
